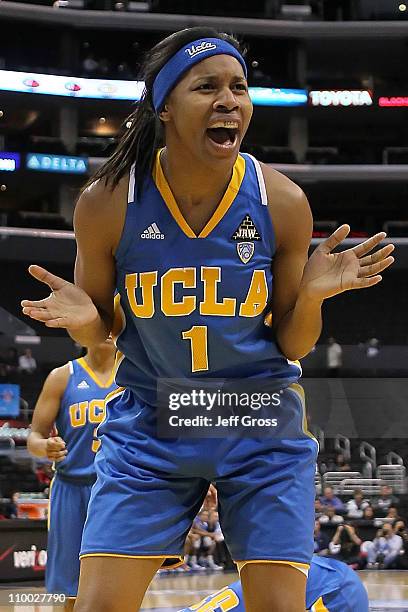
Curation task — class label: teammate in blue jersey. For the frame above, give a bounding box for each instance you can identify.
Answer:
[27,339,116,610]
[22,27,394,612]
[179,555,369,612]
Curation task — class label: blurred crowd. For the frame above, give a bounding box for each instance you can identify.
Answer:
[1,463,407,572]
[0,347,37,378]
[314,484,408,570]
[81,53,136,80]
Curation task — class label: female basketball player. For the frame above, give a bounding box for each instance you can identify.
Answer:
[21,27,394,612]
[179,554,370,612]
[27,339,116,610]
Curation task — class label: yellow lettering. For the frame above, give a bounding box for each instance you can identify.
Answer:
[125,272,157,318]
[69,402,87,428]
[189,587,240,611]
[161,268,196,316]
[313,597,330,612]
[239,270,268,317]
[88,399,106,424]
[125,267,269,320]
[182,326,209,372]
[200,267,236,316]
[92,427,101,453]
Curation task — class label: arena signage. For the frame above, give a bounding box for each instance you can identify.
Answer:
[0,152,20,172]
[0,70,305,106]
[0,521,47,581]
[26,153,88,174]
[309,90,373,107]
[13,544,47,569]
[0,384,20,418]
[379,96,408,107]
[0,69,146,101]
[248,87,308,106]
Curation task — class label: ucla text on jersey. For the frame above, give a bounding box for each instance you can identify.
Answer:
[55,358,117,479]
[178,556,369,612]
[113,150,301,405]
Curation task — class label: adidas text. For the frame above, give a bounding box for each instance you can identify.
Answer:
[141,223,165,240]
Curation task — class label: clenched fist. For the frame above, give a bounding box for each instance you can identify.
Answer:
[45,436,67,462]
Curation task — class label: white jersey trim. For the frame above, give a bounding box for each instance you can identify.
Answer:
[246,154,268,206]
[128,163,136,204]
[68,361,74,375]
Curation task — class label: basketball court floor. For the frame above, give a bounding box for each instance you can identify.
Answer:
[1,570,408,611]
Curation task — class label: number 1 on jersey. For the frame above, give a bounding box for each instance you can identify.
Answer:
[182,326,209,372]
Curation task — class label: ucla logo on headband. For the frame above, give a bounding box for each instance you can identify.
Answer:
[152,37,247,112]
[185,41,217,59]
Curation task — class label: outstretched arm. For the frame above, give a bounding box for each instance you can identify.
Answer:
[21,264,104,346]
[275,224,394,360]
[21,177,127,346]
[267,182,321,361]
[263,166,394,360]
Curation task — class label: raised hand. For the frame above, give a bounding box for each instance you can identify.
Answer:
[300,226,395,302]
[21,265,98,329]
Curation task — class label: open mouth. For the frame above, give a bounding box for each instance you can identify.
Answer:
[206,127,238,147]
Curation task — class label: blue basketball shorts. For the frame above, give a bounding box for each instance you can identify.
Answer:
[80,384,318,569]
[46,474,94,597]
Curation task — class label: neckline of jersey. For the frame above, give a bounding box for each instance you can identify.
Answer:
[76,357,115,389]
[152,148,246,239]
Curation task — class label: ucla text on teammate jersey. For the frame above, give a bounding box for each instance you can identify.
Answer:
[55,358,117,475]
[69,399,105,428]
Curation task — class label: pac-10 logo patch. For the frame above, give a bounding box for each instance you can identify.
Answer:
[232,214,260,264]
[237,242,255,264]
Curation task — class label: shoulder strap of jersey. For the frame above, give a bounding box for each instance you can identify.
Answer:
[72,358,89,382]
[243,153,268,206]
[128,162,136,204]
[115,161,141,263]
[60,360,75,403]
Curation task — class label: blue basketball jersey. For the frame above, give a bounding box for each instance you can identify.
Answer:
[54,358,117,479]
[306,556,369,611]
[178,556,369,612]
[113,150,301,405]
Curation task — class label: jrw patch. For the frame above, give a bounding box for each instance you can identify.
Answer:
[231,214,261,241]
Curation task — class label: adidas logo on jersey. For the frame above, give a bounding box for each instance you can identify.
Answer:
[141,223,165,240]
[77,380,90,389]
[231,215,261,242]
